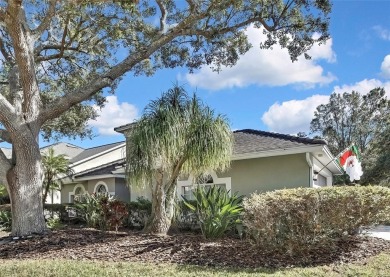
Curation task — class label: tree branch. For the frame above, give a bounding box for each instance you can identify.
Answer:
[0,129,12,143]
[156,0,168,34]
[0,148,11,188]
[0,37,14,65]
[32,0,57,39]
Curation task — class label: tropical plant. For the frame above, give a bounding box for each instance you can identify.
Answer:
[42,148,73,204]
[126,84,233,234]
[0,210,12,231]
[0,0,331,236]
[46,217,63,230]
[74,193,128,231]
[183,186,243,239]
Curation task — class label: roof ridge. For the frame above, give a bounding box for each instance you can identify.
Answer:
[40,142,85,150]
[233,129,327,145]
[83,140,125,150]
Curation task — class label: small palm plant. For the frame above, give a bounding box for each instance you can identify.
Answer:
[183,185,243,239]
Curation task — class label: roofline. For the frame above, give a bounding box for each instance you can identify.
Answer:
[114,122,136,133]
[322,145,344,174]
[74,174,125,182]
[234,129,327,145]
[231,145,325,161]
[70,142,126,167]
[40,142,85,150]
[73,158,126,177]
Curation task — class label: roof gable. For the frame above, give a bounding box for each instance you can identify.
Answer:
[69,141,124,164]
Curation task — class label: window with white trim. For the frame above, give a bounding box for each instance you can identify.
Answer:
[69,184,86,203]
[179,172,230,200]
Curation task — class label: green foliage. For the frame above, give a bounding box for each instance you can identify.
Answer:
[183,186,243,239]
[125,197,152,228]
[0,184,9,204]
[126,84,233,233]
[310,88,389,155]
[243,186,390,255]
[0,210,12,231]
[74,193,128,231]
[310,89,390,184]
[44,204,75,221]
[46,217,64,230]
[42,148,73,203]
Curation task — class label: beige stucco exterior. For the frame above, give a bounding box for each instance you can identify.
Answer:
[219,153,310,196]
[61,177,122,203]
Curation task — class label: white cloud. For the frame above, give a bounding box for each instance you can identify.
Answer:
[184,25,336,91]
[373,26,390,41]
[261,95,329,134]
[333,79,390,97]
[262,79,390,134]
[88,96,138,136]
[381,55,390,79]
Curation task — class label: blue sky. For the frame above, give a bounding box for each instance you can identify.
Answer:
[45,0,390,149]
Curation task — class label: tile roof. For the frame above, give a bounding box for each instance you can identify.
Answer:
[233,129,326,155]
[69,141,125,164]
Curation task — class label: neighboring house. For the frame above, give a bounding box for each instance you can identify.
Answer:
[1,142,85,204]
[59,141,130,204]
[114,125,343,201]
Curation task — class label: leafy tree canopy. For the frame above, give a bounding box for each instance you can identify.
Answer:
[310,88,390,184]
[0,0,331,142]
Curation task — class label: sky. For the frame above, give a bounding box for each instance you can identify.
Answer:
[43,0,390,149]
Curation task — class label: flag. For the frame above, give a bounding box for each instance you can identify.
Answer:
[339,145,363,182]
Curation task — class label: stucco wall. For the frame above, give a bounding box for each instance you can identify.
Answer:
[87,178,115,194]
[219,153,310,196]
[115,178,131,202]
[130,185,152,202]
[61,182,87,203]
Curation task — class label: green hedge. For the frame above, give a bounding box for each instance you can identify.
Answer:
[243,186,390,255]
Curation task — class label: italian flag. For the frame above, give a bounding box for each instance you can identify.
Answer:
[339,145,363,182]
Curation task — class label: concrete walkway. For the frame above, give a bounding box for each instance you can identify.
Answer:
[365,225,390,241]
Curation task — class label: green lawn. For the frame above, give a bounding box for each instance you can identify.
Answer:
[0,253,389,277]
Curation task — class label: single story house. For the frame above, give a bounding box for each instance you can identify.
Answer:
[109,124,343,201]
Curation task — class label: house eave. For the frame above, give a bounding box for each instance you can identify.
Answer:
[231,145,324,161]
[70,142,126,167]
[73,174,125,182]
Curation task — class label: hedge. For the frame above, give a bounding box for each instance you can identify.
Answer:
[243,186,390,255]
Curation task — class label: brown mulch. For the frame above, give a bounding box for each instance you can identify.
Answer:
[0,228,389,268]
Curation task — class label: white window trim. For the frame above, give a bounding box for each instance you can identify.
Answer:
[93,181,115,196]
[69,184,86,203]
[177,171,232,198]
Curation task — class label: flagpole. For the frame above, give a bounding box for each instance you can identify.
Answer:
[316,143,354,174]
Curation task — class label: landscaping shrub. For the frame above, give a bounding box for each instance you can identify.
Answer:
[46,217,64,230]
[173,200,199,231]
[0,210,11,231]
[243,186,390,255]
[183,186,243,239]
[74,193,128,231]
[44,204,75,221]
[124,197,152,228]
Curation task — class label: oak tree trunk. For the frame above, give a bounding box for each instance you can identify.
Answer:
[7,139,46,236]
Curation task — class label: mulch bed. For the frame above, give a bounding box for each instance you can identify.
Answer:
[0,227,389,268]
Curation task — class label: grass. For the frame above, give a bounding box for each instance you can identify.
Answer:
[0,253,389,277]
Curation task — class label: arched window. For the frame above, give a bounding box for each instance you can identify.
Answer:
[93,181,109,194]
[69,184,86,203]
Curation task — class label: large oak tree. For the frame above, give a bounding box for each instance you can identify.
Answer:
[0,0,331,236]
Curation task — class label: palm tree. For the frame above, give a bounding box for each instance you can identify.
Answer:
[42,148,72,204]
[126,84,233,234]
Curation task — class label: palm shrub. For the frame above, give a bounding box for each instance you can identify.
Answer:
[183,186,243,239]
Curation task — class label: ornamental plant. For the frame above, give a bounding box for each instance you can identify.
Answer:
[183,186,243,239]
[243,186,390,255]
